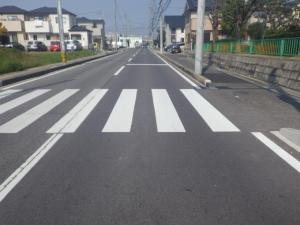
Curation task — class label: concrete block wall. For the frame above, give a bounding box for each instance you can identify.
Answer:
[204,53,300,91]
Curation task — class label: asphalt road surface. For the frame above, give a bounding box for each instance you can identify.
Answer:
[0,48,299,225]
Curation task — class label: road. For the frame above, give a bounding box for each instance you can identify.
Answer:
[0,48,299,225]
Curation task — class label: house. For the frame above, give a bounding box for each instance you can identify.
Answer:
[183,0,214,50]
[77,17,105,49]
[164,15,185,46]
[69,25,93,49]
[25,7,77,46]
[0,6,27,45]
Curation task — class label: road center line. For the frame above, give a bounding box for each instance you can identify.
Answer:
[252,132,300,173]
[0,133,64,202]
[114,66,125,76]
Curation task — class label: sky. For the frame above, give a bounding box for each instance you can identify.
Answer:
[0,0,186,35]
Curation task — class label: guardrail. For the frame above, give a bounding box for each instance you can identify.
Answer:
[203,38,300,57]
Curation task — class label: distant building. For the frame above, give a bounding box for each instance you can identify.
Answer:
[77,17,105,49]
[119,35,143,48]
[0,6,27,46]
[164,15,185,46]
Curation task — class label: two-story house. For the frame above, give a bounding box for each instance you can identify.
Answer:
[25,7,77,46]
[77,17,105,49]
[184,0,214,50]
[0,6,27,46]
[164,15,185,46]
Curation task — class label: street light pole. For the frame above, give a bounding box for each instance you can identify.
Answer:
[114,0,118,51]
[57,0,66,63]
[160,15,163,54]
[195,0,206,75]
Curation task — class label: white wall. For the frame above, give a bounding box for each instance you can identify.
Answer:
[49,14,76,33]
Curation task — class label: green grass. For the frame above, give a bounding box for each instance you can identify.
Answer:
[0,48,97,75]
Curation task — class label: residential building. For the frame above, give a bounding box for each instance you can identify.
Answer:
[164,15,185,46]
[77,17,105,49]
[25,7,77,46]
[0,6,27,45]
[69,25,93,49]
[184,0,215,50]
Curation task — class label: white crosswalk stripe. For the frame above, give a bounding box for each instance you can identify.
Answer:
[0,89,22,100]
[152,89,185,132]
[181,89,240,132]
[47,89,108,133]
[0,89,79,133]
[0,89,50,115]
[0,88,241,134]
[102,89,137,133]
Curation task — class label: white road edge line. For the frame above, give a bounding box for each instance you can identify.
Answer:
[0,133,64,202]
[252,132,300,173]
[271,131,300,153]
[152,51,201,89]
[114,66,125,76]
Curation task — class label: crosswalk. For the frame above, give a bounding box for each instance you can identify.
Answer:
[0,88,240,134]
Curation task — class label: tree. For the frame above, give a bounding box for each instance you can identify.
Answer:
[221,0,263,40]
[0,22,7,34]
[207,0,225,47]
[247,22,265,39]
[0,22,9,45]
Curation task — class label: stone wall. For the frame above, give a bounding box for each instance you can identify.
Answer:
[204,52,300,91]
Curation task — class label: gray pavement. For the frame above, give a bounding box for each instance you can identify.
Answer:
[0,48,299,225]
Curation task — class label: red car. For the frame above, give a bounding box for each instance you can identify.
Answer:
[50,41,61,52]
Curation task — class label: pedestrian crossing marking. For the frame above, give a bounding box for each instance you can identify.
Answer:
[47,89,108,133]
[181,89,240,132]
[0,89,79,133]
[152,89,185,132]
[0,89,50,115]
[102,89,137,133]
[0,89,22,100]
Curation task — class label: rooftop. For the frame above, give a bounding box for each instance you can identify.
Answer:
[29,7,76,16]
[69,25,92,32]
[77,17,104,24]
[164,15,185,29]
[0,5,27,14]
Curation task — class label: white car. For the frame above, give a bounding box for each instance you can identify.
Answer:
[65,40,82,51]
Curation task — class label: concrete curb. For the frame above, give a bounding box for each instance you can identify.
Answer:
[0,51,117,87]
[157,52,212,87]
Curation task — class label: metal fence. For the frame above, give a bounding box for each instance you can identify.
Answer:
[203,38,300,57]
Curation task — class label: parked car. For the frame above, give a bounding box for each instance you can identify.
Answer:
[27,41,48,51]
[50,41,61,52]
[65,40,82,51]
[171,44,182,54]
[164,44,174,52]
[5,42,25,51]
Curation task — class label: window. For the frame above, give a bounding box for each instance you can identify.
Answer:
[35,16,44,21]
[33,35,37,40]
[55,16,67,24]
[93,22,97,28]
[181,28,184,33]
[8,15,18,21]
[46,35,51,40]
[24,33,28,41]
[181,38,184,42]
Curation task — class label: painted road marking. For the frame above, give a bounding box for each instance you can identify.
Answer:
[47,89,108,133]
[0,89,22,100]
[0,89,50,115]
[153,52,201,89]
[152,89,185,133]
[126,64,167,66]
[181,89,240,132]
[271,131,300,153]
[0,133,63,202]
[0,89,79,133]
[102,89,137,132]
[252,132,300,173]
[114,66,125,76]
[128,58,132,62]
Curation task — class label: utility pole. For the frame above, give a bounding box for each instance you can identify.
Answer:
[159,0,164,54]
[195,0,206,75]
[114,0,118,51]
[57,0,66,63]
